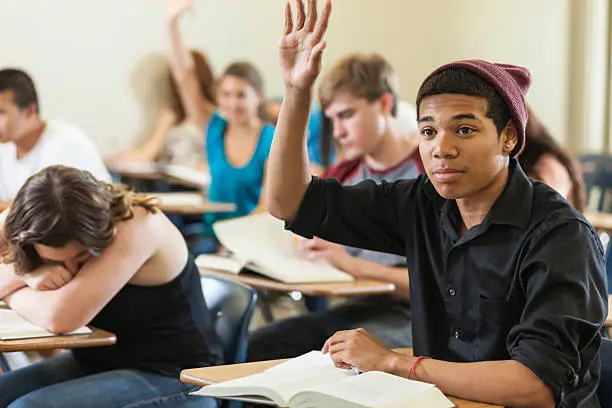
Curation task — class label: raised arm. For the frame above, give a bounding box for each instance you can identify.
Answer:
[267,0,331,220]
[166,0,213,127]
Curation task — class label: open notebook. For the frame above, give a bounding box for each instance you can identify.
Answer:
[0,309,91,341]
[192,351,455,408]
[195,213,355,284]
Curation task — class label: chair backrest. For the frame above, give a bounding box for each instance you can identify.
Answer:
[579,154,612,212]
[201,276,257,364]
[598,338,612,406]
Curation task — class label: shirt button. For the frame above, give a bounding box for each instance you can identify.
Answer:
[449,288,456,296]
[453,329,460,339]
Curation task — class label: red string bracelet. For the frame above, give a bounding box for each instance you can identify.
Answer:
[408,356,430,380]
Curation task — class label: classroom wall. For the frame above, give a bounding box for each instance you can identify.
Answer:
[1,0,571,156]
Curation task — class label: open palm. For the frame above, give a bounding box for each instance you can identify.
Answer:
[279,0,332,91]
[166,0,193,21]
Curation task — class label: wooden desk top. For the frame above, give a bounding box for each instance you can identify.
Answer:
[199,268,395,297]
[145,192,236,215]
[0,327,117,353]
[585,211,612,232]
[180,348,501,408]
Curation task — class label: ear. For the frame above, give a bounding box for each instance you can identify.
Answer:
[23,104,38,119]
[378,93,394,116]
[501,120,518,154]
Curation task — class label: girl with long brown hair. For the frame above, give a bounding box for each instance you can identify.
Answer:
[0,166,221,407]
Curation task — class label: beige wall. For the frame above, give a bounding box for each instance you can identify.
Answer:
[1,0,571,156]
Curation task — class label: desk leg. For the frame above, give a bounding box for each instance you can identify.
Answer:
[0,353,11,373]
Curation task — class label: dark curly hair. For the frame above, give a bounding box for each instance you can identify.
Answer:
[0,166,159,273]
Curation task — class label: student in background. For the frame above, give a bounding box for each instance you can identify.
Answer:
[165,0,274,253]
[267,1,606,406]
[112,50,216,170]
[314,99,419,173]
[0,69,110,212]
[248,53,421,361]
[0,166,222,407]
[518,107,586,212]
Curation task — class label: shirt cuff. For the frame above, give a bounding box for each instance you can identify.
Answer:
[511,341,577,402]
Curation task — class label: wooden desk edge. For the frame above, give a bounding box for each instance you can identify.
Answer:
[0,327,117,352]
[180,349,501,408]
[198,269,395,297]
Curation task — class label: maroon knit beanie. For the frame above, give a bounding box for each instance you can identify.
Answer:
[419,59,531,157]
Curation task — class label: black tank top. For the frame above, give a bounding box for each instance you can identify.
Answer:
[72,253,224,376]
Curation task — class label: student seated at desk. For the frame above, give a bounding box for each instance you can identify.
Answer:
[163,0,274,253]
[518,107,586,212]
[248,53,421,361]
[0,69,110,212]
[112,49,216,170]
[266,1,607,406]
[0,166,222,408]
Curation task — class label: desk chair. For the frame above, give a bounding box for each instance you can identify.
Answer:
[200,276,257,408]
[599,338,612,407]
[201,276,257,364]
[579,154,612,212]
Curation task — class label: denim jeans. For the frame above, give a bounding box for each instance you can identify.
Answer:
[0,352,217,408]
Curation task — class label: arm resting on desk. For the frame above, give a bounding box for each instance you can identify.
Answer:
[389,356,554,407]
[0,264,25,299]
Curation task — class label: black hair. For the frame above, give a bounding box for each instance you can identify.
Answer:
[416,68,510,135]
[0,69,39,113]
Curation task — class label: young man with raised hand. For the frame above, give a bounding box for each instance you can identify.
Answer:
[267,0,607,406]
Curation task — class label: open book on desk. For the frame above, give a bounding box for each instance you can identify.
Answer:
[110,162,211,188]
[195,213,355,284]
[0,308,91,341]
[192,350,455,408]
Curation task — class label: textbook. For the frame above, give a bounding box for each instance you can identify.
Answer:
[195,213,355,284]
[0,308,92,341]
[192,351,455,408]
[110,162,211,188]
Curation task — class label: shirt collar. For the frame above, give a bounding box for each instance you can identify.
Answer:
[424,159,533,230]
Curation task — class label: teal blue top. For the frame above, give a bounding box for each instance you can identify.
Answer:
[204,113,274,233]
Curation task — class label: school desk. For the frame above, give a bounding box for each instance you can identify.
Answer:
[0,327,116,373]
[180,348,502,408]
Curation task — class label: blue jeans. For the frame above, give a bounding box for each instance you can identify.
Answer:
[0,352,217,408]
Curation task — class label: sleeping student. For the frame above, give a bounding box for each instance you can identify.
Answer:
[266,1,607,406]
[248,53,421,361]
[0,166,222,408]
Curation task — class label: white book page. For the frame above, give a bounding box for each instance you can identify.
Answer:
[0,309,92,340]
[293,371,437,406]
[149,192,204,207]
[163,164,211,187]
[195,254,245,274]
[213,214,354,283]
[194,351,359,405]
[110,162,161,174]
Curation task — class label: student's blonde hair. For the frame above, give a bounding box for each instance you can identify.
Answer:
[318,53,400,115]
[318,53,400,167]
[0,166,159,274]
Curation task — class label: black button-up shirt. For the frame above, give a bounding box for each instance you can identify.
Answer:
[287,160,607,407]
